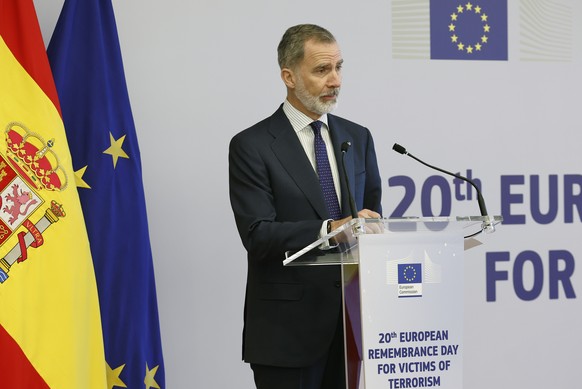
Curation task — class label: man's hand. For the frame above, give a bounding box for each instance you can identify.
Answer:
[357,209,381,219]
[329,208,381,231]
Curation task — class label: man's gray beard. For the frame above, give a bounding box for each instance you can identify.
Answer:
[295,78,340,116]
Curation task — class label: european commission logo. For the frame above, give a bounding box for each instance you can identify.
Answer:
[392,0,507,61]
[430,1,508,60]
[392,0,573,62]
[398,263,423,298]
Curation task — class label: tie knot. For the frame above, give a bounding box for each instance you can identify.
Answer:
[310,121,323,134]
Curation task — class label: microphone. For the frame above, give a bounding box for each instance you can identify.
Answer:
[392,143,493,234]
[341,141,359,219]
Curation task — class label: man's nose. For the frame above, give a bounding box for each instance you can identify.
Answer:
[327,70,341,88]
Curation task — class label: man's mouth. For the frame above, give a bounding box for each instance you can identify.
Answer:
[321,90,339,100]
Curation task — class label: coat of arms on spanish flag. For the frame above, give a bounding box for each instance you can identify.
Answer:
[0,0,107,387]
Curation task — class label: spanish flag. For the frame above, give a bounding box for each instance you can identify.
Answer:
[0,1,107,387]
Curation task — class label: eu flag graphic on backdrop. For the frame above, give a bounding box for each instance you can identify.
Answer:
[430,0,508,60]
[47,0,165,388]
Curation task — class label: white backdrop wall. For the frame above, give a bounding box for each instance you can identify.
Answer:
[34,0,581,388]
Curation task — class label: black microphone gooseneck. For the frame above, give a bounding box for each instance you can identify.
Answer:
[341,141,359,219]
[392,143,489,219]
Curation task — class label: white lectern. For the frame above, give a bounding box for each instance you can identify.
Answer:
[284,216,502,389]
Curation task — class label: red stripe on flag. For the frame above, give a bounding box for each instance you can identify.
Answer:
[0,324,50,388]
[0,0,62,115]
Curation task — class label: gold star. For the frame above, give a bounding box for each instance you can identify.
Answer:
[481,35,489,43]
[484,24,491,32]
[481,13,488,22]
[465,2,473,11]
[475,43,482,51]
[451,34,459,43]
[451,13,458,21]
[466,45,474,54]
[144,363,161,389]
[457,42,465,51]
[75,165,91,189]
[448,23,456,32]
[457,5,464,13]
[103,132,129,168]
[475,5,481,13]
[106,363,127,389]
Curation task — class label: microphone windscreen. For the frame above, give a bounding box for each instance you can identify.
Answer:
[392,143,407,154]
[341,141,351,152]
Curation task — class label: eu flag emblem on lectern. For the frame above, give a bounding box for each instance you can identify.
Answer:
[430,0,508,60]
[398,264,423,298]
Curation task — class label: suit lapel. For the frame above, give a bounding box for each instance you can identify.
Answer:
[328,115,355,218]
[269,108,329,219]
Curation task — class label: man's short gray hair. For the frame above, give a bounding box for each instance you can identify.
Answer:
[277,24,336,70]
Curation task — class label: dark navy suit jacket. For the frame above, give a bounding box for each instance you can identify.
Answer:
[229,105,382,367]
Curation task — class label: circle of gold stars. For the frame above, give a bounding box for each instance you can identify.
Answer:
[448,2,491,54]
[402,265,417,282]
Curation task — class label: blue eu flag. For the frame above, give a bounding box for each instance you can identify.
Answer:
[398,264,423,284]
[430,0,508,60]
[47,0,165,387]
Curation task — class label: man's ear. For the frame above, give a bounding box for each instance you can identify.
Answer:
[281,68,296,89]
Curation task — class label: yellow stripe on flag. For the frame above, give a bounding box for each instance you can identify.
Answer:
[0,35,107,389]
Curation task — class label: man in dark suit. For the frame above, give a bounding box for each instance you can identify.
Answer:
[229,24,382,389]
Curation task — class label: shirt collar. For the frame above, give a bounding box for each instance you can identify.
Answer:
[282,100,329,134]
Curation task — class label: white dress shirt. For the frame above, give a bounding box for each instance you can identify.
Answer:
[282,100,343,245]
[282,100,342,202]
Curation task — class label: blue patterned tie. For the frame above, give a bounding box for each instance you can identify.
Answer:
[310,121,342,220]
